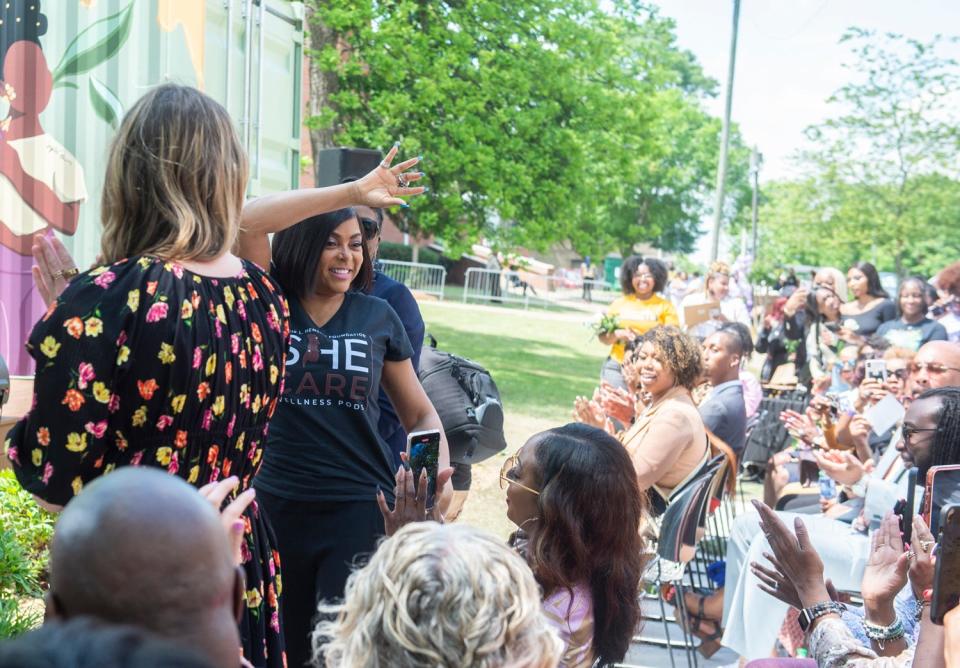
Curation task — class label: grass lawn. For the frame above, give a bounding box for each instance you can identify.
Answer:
[417,300,609,538]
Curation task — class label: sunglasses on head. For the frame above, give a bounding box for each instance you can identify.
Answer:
[359,217,381,241]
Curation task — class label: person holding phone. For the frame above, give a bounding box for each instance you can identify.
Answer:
[877,277,948,351]
[680,260,751,340]
[240,197,452,667]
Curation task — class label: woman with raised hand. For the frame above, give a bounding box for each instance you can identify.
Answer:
[13,83,430,668]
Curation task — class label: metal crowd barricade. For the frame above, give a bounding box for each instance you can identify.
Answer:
[377,259,447,300]
[463,268,618,309]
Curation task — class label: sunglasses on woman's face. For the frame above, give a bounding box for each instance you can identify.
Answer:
[359,217,381,241]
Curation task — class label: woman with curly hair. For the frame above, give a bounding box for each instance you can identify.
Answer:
[311,522,563,668]
[500,423,647,667]
[618,326,709,511]
[598,255,679,389]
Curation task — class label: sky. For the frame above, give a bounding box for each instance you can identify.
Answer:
[651,0,960,260]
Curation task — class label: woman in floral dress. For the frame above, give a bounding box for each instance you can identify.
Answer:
[5,84,419,667]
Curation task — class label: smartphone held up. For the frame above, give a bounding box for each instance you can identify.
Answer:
[407,429,441,509]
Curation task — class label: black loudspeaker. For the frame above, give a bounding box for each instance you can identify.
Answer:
[315,148,383,186]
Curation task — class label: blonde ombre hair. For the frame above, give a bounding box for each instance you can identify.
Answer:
[99,84,247,263]
[312,522,562,668]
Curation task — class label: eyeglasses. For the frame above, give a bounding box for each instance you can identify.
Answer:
[902,424,939,443]
[499,454,540,496]
[891,368,909,381]
[359,217,381,241]
[634,273,654,281]
[909,362,960,375]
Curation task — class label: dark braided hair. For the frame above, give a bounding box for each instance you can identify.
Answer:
[919,387,960,475]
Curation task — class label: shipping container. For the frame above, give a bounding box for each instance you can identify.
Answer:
[0,0,304,381]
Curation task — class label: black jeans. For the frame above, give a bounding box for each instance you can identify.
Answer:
[256,490,385,668]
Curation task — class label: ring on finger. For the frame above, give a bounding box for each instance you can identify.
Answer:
[397,174,408,188]
[920,540,934,552]
[907,550,917,560]
[54,267,80,280]
[379,160,390,169]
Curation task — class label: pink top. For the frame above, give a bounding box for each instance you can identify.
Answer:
[542,583,595,668]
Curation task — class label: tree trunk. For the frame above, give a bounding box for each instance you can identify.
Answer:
[305,5,339,186]
[411,243,420,264]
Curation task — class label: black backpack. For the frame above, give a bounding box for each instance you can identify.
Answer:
[418,335,507,464]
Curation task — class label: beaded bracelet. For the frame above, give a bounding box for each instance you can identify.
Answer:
[862,617,906,649]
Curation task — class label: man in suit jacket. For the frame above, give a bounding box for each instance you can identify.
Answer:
[700,323,751,455]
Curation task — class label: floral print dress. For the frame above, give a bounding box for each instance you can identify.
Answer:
[5,256,290,668]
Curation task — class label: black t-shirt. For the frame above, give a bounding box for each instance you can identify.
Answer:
[876,317,948,351]
[254,292,413,502]
[840,299,896,337]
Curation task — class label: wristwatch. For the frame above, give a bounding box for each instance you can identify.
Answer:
[798,601,845,632]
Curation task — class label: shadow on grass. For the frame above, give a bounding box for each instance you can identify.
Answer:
[423,322,602,421]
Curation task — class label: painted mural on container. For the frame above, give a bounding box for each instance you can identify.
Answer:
[0,1,131,375]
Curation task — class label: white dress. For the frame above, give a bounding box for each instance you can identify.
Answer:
[680,293,751,339]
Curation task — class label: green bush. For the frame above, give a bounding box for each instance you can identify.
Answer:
[0,470,54,638]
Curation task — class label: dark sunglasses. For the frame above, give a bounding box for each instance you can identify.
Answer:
[359,217,381,241]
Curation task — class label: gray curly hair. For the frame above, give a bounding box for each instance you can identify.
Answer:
[311,522,562,668]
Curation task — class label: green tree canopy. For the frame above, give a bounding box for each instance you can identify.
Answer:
[751,30,960,281]
[305,0,748,259]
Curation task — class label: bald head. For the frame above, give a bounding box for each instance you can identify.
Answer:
[48,468,240,667]
[912,341,960,392]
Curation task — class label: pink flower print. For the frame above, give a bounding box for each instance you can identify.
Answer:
[214,318,223,339]
[77,362,95,389]
[268,556,276,578]
[231,333,241,355]
[193,346,203,369]
[156,415,174,431]
[168,452,180,475]
[117,330,128,347]
[41,461,54,484]
[6,447,18,465]
[84,420,108,439]
[170,263,184,279]
[145,302,169,323]
[247,441,258,461]
[267,306,280,332]
[241,540,252,564]
[236,299,247,321]
[270,610,280,633]
[130,451,144,466]
[209,466,221,483]
[252,346,264,371]
[226,414,236,438]
[202,409,213,431]
[93,271,116,288]
[107,393,121,413]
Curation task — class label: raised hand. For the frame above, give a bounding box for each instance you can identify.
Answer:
[860,512,909,609]
[813,449,867,487]
[377,464,454,536]
[909,514,936,599]
[351,143,425,209]
[197,476,257,566]
[32,233,80,304]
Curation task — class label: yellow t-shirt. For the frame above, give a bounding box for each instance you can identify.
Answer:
[607,293,679,362]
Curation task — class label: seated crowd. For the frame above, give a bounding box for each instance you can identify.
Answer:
[3,81,960,668]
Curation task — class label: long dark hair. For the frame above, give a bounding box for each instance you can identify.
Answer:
[528,423,646,665]
[271,208,373,299]
[851,261,889,299]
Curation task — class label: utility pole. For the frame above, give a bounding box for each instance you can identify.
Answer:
[709,0,741,262]
[750,146,762,258]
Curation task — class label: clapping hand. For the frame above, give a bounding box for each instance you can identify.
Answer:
[751,500,832,608]
[573,394,606,428]
[599,383,635,425]
[377,462,454,537]
[860,513,910,609]
[780,408,820,445]
[909,514,936,599]
[813,449,867,487]
[352,143,425,209]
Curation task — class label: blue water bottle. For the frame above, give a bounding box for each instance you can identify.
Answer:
[818,470,837,501]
